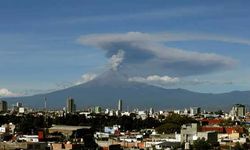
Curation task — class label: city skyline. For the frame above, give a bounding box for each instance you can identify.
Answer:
[1,1,250,97]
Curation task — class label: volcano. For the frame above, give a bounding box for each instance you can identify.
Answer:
[5,70,250,110]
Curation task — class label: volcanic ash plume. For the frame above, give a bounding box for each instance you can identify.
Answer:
[109,49,125,71]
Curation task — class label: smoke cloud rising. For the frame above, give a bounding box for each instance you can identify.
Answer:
[78,32,241,77]
[109,49,125,71]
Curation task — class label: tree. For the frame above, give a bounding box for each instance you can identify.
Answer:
[155,114,197,134]
[234,142,244,150]
[143,117,160,129]
[83,134,98,149]
[155,123,180,134]
[214,110,224,115]
[193,138,212,150]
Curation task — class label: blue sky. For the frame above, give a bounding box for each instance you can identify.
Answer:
[1,0,250,96]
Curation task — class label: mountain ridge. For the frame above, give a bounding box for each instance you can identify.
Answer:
[4,70,250,111]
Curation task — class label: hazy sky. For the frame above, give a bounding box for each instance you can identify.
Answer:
[1,0,250,96]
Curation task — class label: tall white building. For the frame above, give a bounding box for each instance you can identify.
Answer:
[190,107,201,116]
[230,104,246,117]
[118,99,123,111]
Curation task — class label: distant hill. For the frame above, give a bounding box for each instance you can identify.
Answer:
[5,70,250,111]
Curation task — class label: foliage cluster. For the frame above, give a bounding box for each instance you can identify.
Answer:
[0,113,196,135]
[155,113,197,134]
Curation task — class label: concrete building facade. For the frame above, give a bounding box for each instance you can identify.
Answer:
[181,123,198,143]
[0,100,7,113]
[67,97,76,113]
[118,99,122,111]
[230,104,246,117]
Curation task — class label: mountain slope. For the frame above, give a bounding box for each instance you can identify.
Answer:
[5,70,250,110]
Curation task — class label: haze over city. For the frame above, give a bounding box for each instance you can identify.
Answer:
[1,0,250,98]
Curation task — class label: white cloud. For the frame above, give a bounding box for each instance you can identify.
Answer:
[128,75,234,89]
[129,75,179,85]
[184,78,233,85]
[75,73,97,85]
[77,32,243,76]
[79,32,250,46]
[0,88,20,97]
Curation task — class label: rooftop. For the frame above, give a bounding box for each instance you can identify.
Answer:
[49,125,91,131]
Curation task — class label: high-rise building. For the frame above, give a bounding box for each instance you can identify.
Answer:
[94,106,102,114]
[66,97,76,113]
[230,104,246,117]
[118,99,123,111]
[16,102,22,107]
[149,107,154,115]
[190,107,201,116]
[0,100,7,113]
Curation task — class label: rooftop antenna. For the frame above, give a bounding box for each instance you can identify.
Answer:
[44,97,48,128]
[44,97,47,111]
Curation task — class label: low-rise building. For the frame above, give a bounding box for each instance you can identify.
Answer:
[48,125,92,139]
[197,131,218,144]
[181,123,198,143]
